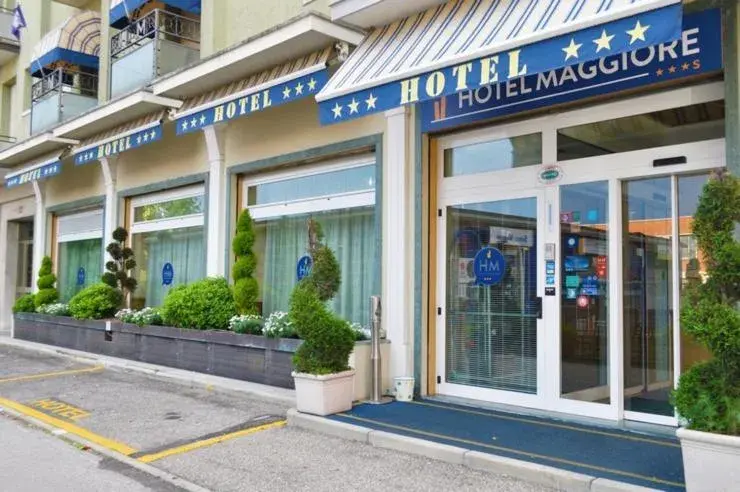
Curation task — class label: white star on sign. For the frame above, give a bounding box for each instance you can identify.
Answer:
[295,82,304,95]
[365,93,377,110]
[348,98,360,114]
[562,38,582,61]
[283,86,291,99]
[200,115,207,125]
[150,130,157,140]
[143,133,149,142]
[136,135,142,144]
[332,103,343,119]
[593,29,614,53]
[191,117,197,127]
[626,20,649,44]
[181,121,188,131]
[307,78,317,91]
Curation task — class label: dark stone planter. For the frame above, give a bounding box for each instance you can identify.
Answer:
[13,313,303,389]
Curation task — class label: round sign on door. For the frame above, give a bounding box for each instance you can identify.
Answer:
[473,246,506,286]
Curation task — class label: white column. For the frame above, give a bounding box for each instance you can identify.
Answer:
[203,125,227,277]
[100,156,118,265]
[31,181,46,293]
[383,107,414,381]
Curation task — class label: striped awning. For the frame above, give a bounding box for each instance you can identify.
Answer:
[73,111,166,165]
[317,0,683,124]
[110,0,201,28]
[174,47,333,136]
[30,11,101,77]
[5,153,63,188]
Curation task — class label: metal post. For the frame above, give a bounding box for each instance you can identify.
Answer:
[368,295,391,404]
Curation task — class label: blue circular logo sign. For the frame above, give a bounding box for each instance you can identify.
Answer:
[296,255,312,281]
[162,262,174,286]
[76,267,86,286]
[473,247,506,286]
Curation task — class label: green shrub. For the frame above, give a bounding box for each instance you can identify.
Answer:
[68,283,123,320]
[672,169,740,436]
[290,219,354,375]
[13,294,36,313]
[232,210,259,314]
[115,307,163,326]
[161,277,237,330]
[102,227,137,304]
[34,256,58,308]
[229,314,263,335]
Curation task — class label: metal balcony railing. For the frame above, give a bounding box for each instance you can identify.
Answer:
[30,67,99,135]
[110,9,200,97]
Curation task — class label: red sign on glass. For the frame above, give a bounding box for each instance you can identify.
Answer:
[596,256,607,278]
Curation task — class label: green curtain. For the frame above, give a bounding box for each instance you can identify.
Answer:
[261,206,377,326]
[135,226,205,307]
[58,239,103,302]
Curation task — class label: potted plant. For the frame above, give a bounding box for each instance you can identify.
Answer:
[673,169,739,492]
[290,219,356,416]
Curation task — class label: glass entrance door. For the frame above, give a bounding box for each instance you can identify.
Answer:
[438,194,543,405]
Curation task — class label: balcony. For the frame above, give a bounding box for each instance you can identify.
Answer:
[328,0,446,28]
[0,134,16,152]
[31,68,98,135]
[110,9,200,98]
[0,7,20,65]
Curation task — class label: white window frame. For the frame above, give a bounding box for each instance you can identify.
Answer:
[242,154,376,220]
[130,185,205,235]
[56,209,104,244]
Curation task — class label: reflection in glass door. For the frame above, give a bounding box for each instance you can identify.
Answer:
[622,177,674,416]
[445,198,539,394]
[559,182,610,404]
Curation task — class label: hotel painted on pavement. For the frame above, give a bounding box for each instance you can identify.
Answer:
[0,0,736,427]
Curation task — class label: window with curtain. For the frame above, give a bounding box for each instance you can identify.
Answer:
[56,209,104,302]
[130,185,205,308]
[244,156,378,327]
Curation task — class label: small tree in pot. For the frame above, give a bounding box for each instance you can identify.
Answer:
[232,210,259,315]
[34,256,59,309]
[673,169,740,491]
[290,218,355,415]
[102,227,137,307]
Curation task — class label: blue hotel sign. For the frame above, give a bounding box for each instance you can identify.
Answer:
[320,4,683,124]
[421,9,721,132]
[5,161,61,188]
[74,125,163,165]
[176,70,329,135]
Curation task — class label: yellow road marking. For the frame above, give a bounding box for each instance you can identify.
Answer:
[30,398,91,421]
[138,420,287,463]
[0,396,137,456]
[0,365,104,384]
[339,413,684,488]
[409,400,680,448]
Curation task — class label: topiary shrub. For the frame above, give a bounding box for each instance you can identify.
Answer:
[161,277,237,330]
[232,210,259,314]
[68,283,123,320]
[289,219,354,375]
[672,169,740,436]
[13,294,36,314]
[34,256,59,308]
[102,227,137,305]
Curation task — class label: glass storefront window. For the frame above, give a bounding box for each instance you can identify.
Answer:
[56,209,104,302]
[557,101,724,161]
[244,157,377,327]
[130,186,205,308]
[560,181,609,404]
[443,133,542,177]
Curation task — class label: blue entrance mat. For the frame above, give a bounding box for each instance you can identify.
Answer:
[330,401,684,491]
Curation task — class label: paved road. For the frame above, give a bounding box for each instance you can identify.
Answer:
[0,414,182,492]
[0,344,550,492]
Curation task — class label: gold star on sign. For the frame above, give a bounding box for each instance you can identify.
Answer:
[626,20,650,45]
[562,38,582,61]
[681,62,690,71]
[668,65,677,73]
[656,68,664,76]
[347,98,360,114]
[593,30,614,53]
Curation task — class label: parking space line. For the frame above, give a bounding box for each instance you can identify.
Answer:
[0,365,104,384]
[0,396,137,456]
[137,420,287,463]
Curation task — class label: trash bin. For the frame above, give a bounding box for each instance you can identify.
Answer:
[394,377,414,402]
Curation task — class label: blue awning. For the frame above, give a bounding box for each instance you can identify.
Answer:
[110,0,201,28]
[317,0,683,125]
[29,11,100,77]
[174,47,333,135]
[5,155,62,188]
